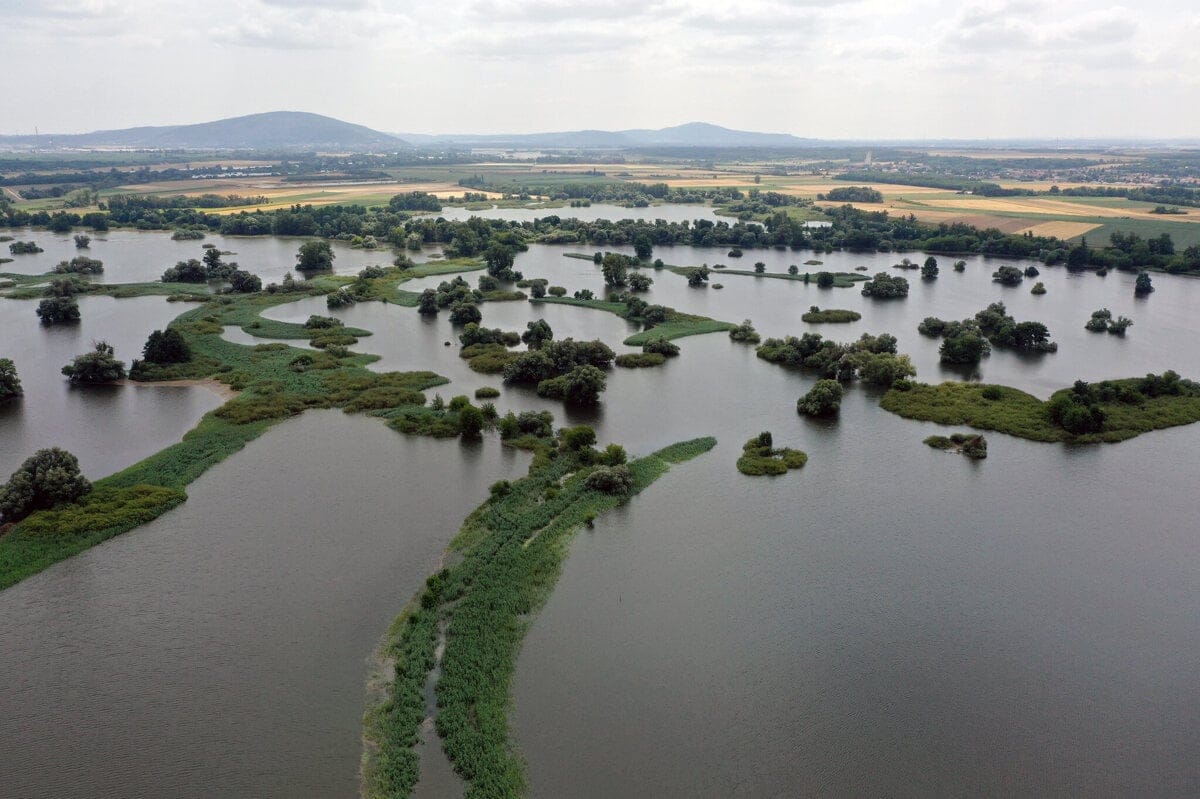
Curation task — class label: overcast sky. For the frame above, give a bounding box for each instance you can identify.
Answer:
[6,0,1197,139]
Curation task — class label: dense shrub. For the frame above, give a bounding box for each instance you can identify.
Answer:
[992,265,1023,285]
[54,256,103,274]
[642,338,680,357]
[536,364,607,405]
[62,341,126,384]
[615,352,666,368]
[161,258,208,283]
[584,464,633,494]
[729,319,761,343]
[296,240,334,271]
[861,272,908,298]
[474,386,500,399]
[802,307,860,323]
[797,379,843,416]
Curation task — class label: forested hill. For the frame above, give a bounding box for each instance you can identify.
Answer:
[0,112,406,151]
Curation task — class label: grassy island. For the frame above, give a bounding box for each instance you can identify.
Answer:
[736,432,807,476]
[362,435,716,798]
[882,372,1200,443]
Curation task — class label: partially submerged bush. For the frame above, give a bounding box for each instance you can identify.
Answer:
[584,464,633,495]
[797,379,843,416]
[62,341,126,384]
[736,432,808,476]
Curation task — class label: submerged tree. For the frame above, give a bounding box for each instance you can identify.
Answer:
[36,296,81,325]
[142,329,191,364]
[0,358,21,401]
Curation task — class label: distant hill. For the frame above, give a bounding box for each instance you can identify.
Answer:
[400,122,815,149]
[0,112,405,150]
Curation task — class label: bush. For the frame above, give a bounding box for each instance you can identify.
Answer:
[548,285,567,297]
[161,258,208,283]
[536,364,607,405]
[305,315,344,330]
[802,307,860,323]
[560,425,597,451]
[642,338,680,357]
[816,271,835,288]
[0,447,92,523]
[37,296,81,325]
[921,256,939,280]
[521,319,553,350]
[1135,271,1154,295]
[584,464,633,494]
[1031,282,1046,295]
[475,386,500,399]
[61,341,127,384]
[736,434,807,476]
[228,269,262,293]
[729,320,761,343]
[797,379,843,416]
[54,256,104,274]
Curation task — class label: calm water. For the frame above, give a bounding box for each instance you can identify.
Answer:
[1,227,398,283]
[0,411,527,798]
[0,294,222,477]
[4,227,1200,797]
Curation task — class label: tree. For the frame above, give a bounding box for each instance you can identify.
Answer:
[921,256,939,280]
[560,425,597,451]
[797,379,843,416]
[162,259,207,283]
[530,282,546,299]
[37,296,80,325]
[0,358,21,401]
[687,266,710,287]
[73,234,91,249]
[0,447,92,523]
[62,341,126,384]
[484,243,516,279]
[417,289,438,316]
[584,464,633,494]
[296,240,334,272]
[601,253,628,287]
[142,329,191,364]
[202,247,224,275]
[1135,271,1154,295]
[992,265,1023,285]
[788,265,799,275]
[754,261,766,274]
[633,235,653,260]
[940,331,989,364]
[816,271,835,288]
[522,319,554,350]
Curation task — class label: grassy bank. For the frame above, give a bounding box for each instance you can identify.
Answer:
[530,295,735,344]
[362,436,717,799]
[881,378,1200,443]
[0,277,451,590]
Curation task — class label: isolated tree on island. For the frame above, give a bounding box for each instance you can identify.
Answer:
[522,319,554,350]
[296,240,334,272]
[1135,271,1154,295]
[0,447,92,523]
[921,256,939,280]
[417,289,439,316]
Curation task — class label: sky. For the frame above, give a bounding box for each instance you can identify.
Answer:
[5,0,1198,139]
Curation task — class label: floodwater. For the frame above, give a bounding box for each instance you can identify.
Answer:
[0,294,223,477]
[4,224,1200,797]
[0,411,528,798]
[2,227,397,283]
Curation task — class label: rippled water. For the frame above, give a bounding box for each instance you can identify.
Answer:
[3,226,1200,797]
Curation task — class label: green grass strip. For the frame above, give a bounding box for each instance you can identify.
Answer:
[529,296,735,345]
[364,436,716,798]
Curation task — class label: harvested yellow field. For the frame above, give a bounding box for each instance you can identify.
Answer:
[929,196,1183,221]
[1018,221,1102,239]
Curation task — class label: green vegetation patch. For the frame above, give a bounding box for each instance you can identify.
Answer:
[882,373,1200,443]
[924,433,988,459]
[531,295,736,345]
[736,432,808,476]
[362,436,716,799]
[802,307,861,323]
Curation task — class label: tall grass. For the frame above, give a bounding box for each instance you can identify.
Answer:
[363,437,716,799]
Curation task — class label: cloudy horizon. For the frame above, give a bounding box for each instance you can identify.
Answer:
[5,0,1196,139]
